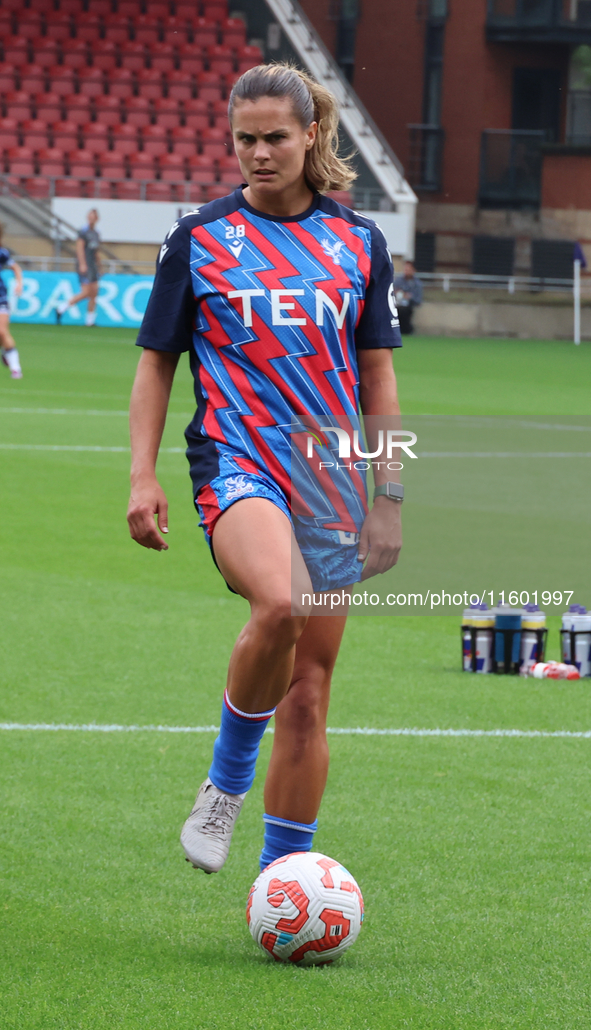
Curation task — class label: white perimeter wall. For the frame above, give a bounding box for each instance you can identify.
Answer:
[51,197,415,257]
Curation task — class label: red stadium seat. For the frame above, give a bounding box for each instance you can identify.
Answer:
[148,42,176,72]
[125,96,152,127]
[91,41,118,71]
[0,117,20,150]
[99,154,126,177]
[114,180,142,199]
[61,40,90,69]
[177,44,204,74]
[15,15,44,40]
[133,15,160,44]
[191,19,218,47]
[184,103,210,131]
[93,95,122,125]
[141,124,169,155]
[202,5,226,23]
[0,63,17,92]
[80,122,110,153]
[87,0,112,14]
[62,95,94,125]
[108,68,134,98]
[4,91,33,120]
[161,17,192,44]
[218,153,240,185]
[2,37,30,66]
[50,120,80,151]
[136,68,165,98]
[0,0,23,10]
[23,176,52,198]
[204,182,230,201]
[129,151,156,179]
[55,178,83,196]
[152,96,181,128]
[146,2,170,16]
[45,16,73,41]
[175,3,203,17]
[117,1,141,16]
[19,64,46,93]
[236,45,262,62]
[104,21,131,44]
[67,148,97,177]
[22,122,50,151]
[120,41,148,71]
[196,71,223,103]
[24,0,54,10]
[60,0,85,14]
[32,41,60,68]
[75,13,102,42]
[159,152,187,180]
[221,19,246,48]
[201,126,228,159]
[167,68,195,100]
[37,147,66,175]
[47,66,76,96]
[187,153,216,184]
[145,180,174,200]
[170,124,198,157]
[111,123,139,154]
[77,67,106,97]
[34,93,64,124]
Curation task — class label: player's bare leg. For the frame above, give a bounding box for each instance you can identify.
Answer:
[181,498,313,871]
[0,313,22,378]
[264,610,348,824]
[56,282,98,325]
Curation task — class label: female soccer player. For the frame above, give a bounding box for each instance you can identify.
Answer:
[56,208,101,327]
[0,227,23,379]
[127,63,403,874]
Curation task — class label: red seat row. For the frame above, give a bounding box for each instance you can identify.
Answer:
[1,125,237,158]
[8,176,234,202]
[0,2,229,16]
[3,145,240,182]
[0,14,244,46]
[1,67,249,96]
[0,43,260,74]
[0,95,232,126]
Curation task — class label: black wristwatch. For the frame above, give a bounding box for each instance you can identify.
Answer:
[373,482,404,502]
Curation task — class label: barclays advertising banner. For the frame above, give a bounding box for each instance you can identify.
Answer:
[8,272,155,329]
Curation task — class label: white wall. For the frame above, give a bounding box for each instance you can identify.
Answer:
[51,197,415,258]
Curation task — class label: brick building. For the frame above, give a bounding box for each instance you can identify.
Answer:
[297,0,591,275]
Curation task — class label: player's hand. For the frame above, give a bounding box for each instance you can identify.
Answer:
[80,264,88,276]
[14,282,22,297]
[127,477,169,551]
[358,498,402,581]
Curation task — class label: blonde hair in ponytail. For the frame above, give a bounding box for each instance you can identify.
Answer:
[228,62,357,194]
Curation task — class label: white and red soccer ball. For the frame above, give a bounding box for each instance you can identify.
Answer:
[246,852,364,965]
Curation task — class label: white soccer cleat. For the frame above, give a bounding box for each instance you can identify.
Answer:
[10,369,22,379]
[180,778,244,873]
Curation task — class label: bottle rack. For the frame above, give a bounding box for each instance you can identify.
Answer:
[461,626,547,674]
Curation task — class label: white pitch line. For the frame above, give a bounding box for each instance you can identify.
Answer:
[418,452,591,458]
[0,407,193,418]
[1,723,591,739]
[413,414,591,433]
[0,444,184,453]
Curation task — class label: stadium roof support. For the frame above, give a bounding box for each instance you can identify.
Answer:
[261,0,417,213]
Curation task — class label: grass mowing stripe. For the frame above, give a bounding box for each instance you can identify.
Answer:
[418,451,591,457]
[3,722,591,738]
[0,407,193,417]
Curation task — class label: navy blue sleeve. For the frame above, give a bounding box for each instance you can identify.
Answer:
[136,218,195,353]
[0,247,13,269]
[355,222,402,350]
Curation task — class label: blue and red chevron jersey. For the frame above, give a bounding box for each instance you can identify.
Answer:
[137,187,401,534]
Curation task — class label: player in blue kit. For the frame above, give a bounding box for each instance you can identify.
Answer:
[127,64,404,874]
[0,226,23,379]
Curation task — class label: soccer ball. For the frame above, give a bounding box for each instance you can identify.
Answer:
[246,851,364,966]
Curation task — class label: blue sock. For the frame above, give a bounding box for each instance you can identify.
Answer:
[208,690,275,796]
[260,814,318,871]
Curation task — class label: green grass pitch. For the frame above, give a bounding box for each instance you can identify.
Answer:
[1,325,591,1029]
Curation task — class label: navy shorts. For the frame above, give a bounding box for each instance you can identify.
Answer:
[196,454,363,594]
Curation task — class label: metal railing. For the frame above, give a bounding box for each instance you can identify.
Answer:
[479,129,544,208]
[416,271,591,296]
[13,254,157,274]
[1,174,231,204]
[407,124,445,192]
